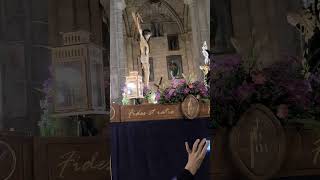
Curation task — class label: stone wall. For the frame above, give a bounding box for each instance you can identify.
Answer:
[146,34,192,85]
[117,0,210,92]
[0,0,50,133]
[126,27,194,86]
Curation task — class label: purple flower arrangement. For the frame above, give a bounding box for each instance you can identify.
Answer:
[157,77,209,104]
[38,66,56,136]
[211,54,320,127]
[40,66,54,110]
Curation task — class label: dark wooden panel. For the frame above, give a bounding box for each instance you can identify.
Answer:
[210,127,320,179]
[110,104,121,123]
[209,129,241,178]
[199,101,210,118]
[277,128,320,177]
[229,105,286,179]
[33,137,110,180]
[0,134,33,180]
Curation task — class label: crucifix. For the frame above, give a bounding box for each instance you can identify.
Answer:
[132,12,152,87]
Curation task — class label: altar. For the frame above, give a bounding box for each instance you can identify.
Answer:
[108,0,212,178]
[110,103,210,180]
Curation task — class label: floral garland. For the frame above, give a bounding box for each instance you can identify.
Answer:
[156,75,209,104]
[211,54,320,129]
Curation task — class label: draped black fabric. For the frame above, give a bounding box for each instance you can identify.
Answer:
[111,118,211,180]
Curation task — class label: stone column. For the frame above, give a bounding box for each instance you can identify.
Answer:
[126,36,134,72]
[132,40,140,72]
[182,33,192,76]
[184,0,201,79]
[198,0,210,47]
[110,0,127,102]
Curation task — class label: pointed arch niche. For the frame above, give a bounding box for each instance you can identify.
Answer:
[123,0,194,87]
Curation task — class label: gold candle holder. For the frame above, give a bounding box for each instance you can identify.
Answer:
[200,64,210,87]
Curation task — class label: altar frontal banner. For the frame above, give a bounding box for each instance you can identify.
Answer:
[111,118,210,180]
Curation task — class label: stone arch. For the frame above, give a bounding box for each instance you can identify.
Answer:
[128,0,185,37]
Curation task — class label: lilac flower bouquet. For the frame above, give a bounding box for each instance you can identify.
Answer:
[37,66,57,136]
[157,76,209,104]
[211,54,320,128]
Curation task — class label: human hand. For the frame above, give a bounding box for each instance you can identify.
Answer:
[184,138,209,175]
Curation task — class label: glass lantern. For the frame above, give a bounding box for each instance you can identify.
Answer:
[52,31,106,116]
[125,71,144,99]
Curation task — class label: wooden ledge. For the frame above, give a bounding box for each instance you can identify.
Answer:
[110,102,210,123]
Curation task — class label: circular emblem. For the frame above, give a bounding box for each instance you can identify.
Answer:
[181,95,200,119]
[110,106,116,120]
[229,104,286,179]
[0,141,16,180]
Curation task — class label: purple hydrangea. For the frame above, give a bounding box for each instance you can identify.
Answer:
[143,86,152,96]
[121,85,127,92]
[235,82,255,102]
[172,78,186,88]
[164,92,172,100]
[168,88,175,97]
[43,78,52,92]
[284,80,312,107]
[251,72,267,85]
[155,90,161,101]
[184,88,190,95]
[309,73,320,84]
[158,78,209,104]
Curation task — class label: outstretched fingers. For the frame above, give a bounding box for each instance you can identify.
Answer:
[192,139,200,153]
[196,139,206,155]
[200,141,209,159]
[185,142,191,154]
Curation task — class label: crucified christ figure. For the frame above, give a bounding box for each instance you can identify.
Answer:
[132,12,152,87]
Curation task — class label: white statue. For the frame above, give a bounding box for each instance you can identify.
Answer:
[200,41,210,85]
[132,12,152,87]
[202,41,209,65]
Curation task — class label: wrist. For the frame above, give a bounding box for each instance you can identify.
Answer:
[184,164,196,175]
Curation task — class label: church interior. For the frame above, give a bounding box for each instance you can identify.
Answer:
[110,0,210,102]
[0,0,320,179]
